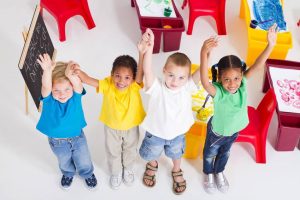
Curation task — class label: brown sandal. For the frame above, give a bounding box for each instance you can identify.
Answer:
[171,169,186,195]
[143,161,158,187]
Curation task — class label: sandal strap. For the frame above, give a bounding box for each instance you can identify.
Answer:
[146,162,158,171]
[173,180,186,187]
[143,174,155,181]
[172,170,183,177]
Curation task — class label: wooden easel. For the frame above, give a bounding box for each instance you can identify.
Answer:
[22,28,44,114]
[22,29,29,115]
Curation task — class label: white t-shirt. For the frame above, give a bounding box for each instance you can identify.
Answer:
[141,78,198,140]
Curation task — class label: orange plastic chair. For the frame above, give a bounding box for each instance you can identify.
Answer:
[235,89,277,164]
[40,0,96,41]
[182,0,227,35]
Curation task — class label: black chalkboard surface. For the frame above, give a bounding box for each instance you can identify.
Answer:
[18,5,56,109]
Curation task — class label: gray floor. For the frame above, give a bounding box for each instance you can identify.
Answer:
[0,0,299,199]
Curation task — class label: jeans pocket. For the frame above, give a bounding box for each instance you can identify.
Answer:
[145,132,153,139]
[48,138,62,148]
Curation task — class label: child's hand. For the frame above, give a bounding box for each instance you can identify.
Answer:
[65,61,79,78]
[267,23,277,47]
[138,38,149,54]
[201,36,218,57]
[143,28,155,48]
[37,53,55,71]
[73,64,82,76]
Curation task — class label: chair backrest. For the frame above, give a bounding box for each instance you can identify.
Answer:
[256,88,277,139]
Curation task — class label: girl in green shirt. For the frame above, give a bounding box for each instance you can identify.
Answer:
[200,24,278,194]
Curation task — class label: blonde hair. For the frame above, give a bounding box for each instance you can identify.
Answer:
[164,52,191,71]
[52,62,69,83]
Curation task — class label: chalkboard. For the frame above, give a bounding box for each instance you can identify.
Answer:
[18,5,56,109]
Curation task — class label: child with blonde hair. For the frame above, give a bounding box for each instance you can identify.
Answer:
[36,54,97,189]
[200,24,277,194]
[75,46,146,189]
[138,28,201,195]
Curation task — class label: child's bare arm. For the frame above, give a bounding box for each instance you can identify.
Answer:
[74,66,99,89]
[65,61,83,94]
[142,28,155,90]
[245,24,277,79]
[136,39,148,85]
[37,54,55,97]
[200,37,218,97]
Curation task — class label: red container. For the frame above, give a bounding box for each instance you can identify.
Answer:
[132,0,185,53]
[263,59,300,151]
[275,113,300,151]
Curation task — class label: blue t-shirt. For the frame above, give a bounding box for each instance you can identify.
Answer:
[36,89,87,138]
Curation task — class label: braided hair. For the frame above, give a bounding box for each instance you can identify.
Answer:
[211,55,247,82]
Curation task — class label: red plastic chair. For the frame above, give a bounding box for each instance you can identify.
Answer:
[40,0,96,42]
[235,89,277,164]
[182,0,227,35]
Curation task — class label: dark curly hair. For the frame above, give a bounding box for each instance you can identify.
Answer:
[111,55,137,79]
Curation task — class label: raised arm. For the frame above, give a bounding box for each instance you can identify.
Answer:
[37,53,55,98]
[141,28,155,90]
[244,24,277,79]
[136,38,148,85]
[74,66,99,89]
[200,37,218,97]
[65,61,83,94]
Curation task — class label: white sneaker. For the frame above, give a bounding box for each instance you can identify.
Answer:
[123,169,135,185]
[110,172,122,190]
[215,172,229,193]
[203,173,217,194]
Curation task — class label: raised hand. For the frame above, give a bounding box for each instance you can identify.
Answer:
[37,53,55,71]
[201,36,218,58]
[267,23,278,47]
[138,37,149,54]
[142,28,154,48]
[65,61,80,78]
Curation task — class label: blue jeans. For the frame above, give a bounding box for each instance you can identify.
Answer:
[139,132,185,161]
[203,118,238,174]
[48,131,94,179]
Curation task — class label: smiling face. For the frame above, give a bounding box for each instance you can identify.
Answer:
[219,68,243,94]
[112,66,134,91]
[163,62,190,90]
[52,79,73,103]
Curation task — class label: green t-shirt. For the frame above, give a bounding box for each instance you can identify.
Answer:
[211,77,249,136]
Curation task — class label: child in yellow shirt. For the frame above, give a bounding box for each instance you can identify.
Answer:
[76,44,147,189]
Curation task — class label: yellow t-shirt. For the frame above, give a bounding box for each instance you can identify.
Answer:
[97,77,145,130]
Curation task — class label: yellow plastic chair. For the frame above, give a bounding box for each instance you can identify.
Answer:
[239,0,292,66]
[184,121,207,159]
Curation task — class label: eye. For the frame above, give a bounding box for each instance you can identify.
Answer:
[179,76,185,80]
[125,76,131,80]
[234,77,240,81]
[168,74,174,77]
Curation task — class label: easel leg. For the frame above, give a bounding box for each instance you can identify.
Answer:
[25,85,29,115]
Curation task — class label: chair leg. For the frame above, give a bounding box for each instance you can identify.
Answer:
[187,13,197,35]
[181,0,188,9]
[255,142,266,164]
[82,11,96,29]
[214,13,226,35]
[57,18,67,42]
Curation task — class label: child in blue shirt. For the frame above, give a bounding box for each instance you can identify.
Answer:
[36,54,97,189]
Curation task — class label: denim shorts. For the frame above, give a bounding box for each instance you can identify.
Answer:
[139,132,185,161]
